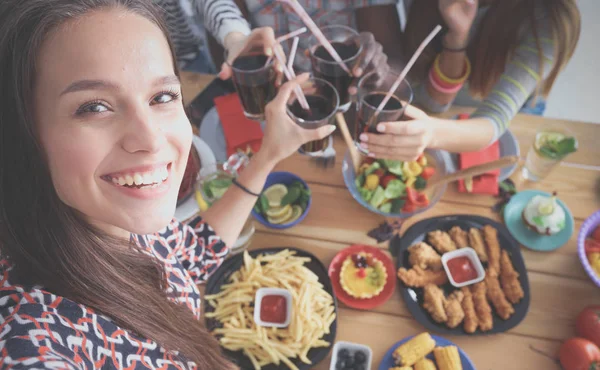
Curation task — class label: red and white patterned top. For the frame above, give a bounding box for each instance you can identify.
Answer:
[0,217,228,369]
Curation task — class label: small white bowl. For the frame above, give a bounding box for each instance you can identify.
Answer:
[329,341,372,370]
[441,248,486,288]
[253,288,292,328]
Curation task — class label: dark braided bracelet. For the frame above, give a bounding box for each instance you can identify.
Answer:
[231,178,261,197]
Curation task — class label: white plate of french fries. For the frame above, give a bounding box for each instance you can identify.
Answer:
[377,332,476,370]
[204,248,338,370]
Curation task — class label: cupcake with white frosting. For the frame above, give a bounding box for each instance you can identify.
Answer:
[522,192,566,235]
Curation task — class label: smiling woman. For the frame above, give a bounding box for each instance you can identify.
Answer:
[0,0,333,368]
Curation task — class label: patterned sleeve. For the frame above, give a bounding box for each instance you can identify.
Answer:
[176,216,229,284]
[1,338,80,369]
[191,0,251,45]
[470,15,555,141]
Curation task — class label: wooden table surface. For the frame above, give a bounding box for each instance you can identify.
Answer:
[181,72,600,370]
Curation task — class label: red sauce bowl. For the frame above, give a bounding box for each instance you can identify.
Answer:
[441,248,485,288]
[253,288,292,328]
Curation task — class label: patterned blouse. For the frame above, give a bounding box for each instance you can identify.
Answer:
[0,217,228,369]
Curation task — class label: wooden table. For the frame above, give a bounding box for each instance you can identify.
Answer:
[181,72,600,369]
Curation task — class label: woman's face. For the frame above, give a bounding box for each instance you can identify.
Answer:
[34,8,192,237]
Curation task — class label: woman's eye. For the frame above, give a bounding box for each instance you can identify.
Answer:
[76,102,109,115]
[151,91,180,105]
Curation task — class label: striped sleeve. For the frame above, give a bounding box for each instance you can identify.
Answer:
[471,16,555,141]
[191,0,251,45]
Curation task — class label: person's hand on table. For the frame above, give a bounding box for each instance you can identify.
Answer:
[258,73,336,163]
[358,104,435,161]
[219,27,283,80]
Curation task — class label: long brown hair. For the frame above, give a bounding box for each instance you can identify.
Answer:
[403,0,580,98]
[0,1,230,368]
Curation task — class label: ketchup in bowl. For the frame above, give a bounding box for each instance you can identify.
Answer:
[260,295,287,324]
[446,256,478,284]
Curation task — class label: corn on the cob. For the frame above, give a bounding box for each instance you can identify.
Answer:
[414,358,437,370]
[389,367,413,370]
[433,346,462,370]
[393,332,436,366]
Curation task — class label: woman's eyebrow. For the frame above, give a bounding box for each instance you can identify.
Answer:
[60,75,180,96]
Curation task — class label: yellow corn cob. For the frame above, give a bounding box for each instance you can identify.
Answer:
[389,367,413,370]
[393,332,436,366]
[433,346,462,370]
[414,358,437,370]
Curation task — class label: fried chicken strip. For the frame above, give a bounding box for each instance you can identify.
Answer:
[483,225,501,272]
[444,290,465,329]
[468,228,488,263]
[485,269,515,320]
[449,226,469,248]
[397,266,449,288]
[500,250,524,304]
[423,284,447,323]
[471,282,493,332]
[461,287,478,334]
[408,242,443,271]
[427,230,457,254]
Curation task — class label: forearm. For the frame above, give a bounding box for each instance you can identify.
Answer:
[429,117,496,152]
[201,150,276,246]
[426,32,468,106]
[199,0,250,45]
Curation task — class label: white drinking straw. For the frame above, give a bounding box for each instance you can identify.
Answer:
[278,0,351,74]
[374,25,442,114]
[272,42,310,110]
[287,37,299,71]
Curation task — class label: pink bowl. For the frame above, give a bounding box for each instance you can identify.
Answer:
[578,210,600,288]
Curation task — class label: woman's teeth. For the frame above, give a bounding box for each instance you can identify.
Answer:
[110,167,169,188]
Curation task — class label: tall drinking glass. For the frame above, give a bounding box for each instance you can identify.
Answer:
[522,123,578,182]
[355,70,413,155]
[308,25,362,112]
[287,78,340,154]
[226,45,278,121]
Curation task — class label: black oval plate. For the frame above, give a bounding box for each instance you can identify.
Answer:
[205,247,338,370]
[389,215,531,336]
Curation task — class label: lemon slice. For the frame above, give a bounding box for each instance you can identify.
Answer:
[266,204,292,219]
[535,132,565,150]
[281,205,304,224]
[263,184,288,208]
[267,205,294,224]
[537,197,555,215]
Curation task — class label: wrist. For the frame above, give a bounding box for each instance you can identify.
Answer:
[443,32,469,50]
[252,149,278,171]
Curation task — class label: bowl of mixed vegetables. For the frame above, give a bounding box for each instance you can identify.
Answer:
[342,149,453,218]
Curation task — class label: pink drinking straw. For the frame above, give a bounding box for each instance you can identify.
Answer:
[278,0,351,75]
[374,25,442,114]
[272,42,310,110]
[277,27,307,43]
[287,37,299,71]
[264,27,307,67]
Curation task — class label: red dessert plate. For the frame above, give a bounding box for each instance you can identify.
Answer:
[328,245,396,310]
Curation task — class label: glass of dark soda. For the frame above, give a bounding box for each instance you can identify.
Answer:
[226,44,278,121]
[286,78,339,154]
[355,70,413,155]
[308,25,362,113]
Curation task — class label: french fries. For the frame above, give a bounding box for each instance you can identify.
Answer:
[205,249,336,370]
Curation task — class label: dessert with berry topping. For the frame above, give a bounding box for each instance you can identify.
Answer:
[339,252,387,299]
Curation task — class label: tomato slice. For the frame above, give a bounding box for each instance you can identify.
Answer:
[402,203,416,213]
[414,193,430,207]
[406,187,418,204]
[421,167,436,180]
[586,239,600,254]
[592,226,600,242]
